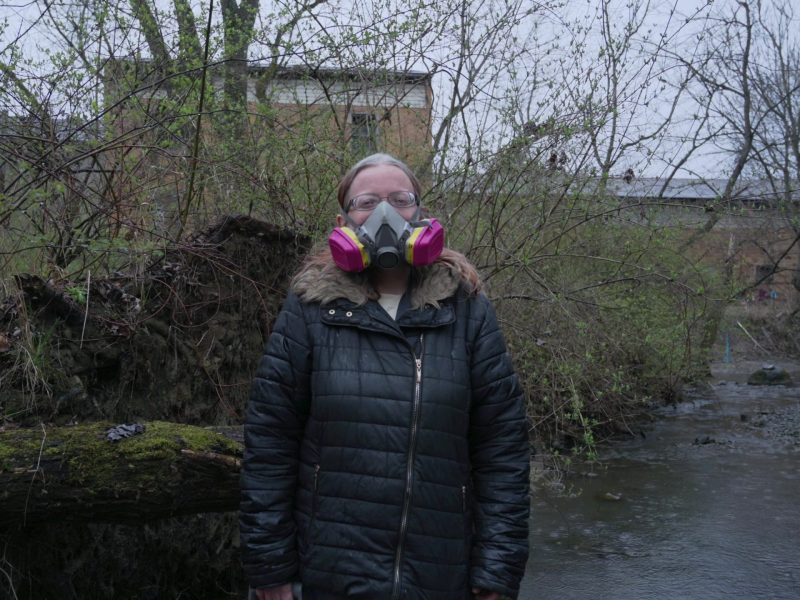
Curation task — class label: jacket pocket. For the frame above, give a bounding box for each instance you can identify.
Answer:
[461,483,473,557]
[310,464,321,529]
[302,464,321,555]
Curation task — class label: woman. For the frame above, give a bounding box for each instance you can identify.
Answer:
[240,154,530,600]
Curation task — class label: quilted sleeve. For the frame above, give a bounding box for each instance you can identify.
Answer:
[467,293,531,598]
[240,293,312,589]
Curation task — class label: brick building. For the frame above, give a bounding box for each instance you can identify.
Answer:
[104,60,433,166]
[102,60,434,225]
[601,176,800,310]
[243,65,434,171]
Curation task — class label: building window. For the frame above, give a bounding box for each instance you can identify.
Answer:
[351,113,379,156]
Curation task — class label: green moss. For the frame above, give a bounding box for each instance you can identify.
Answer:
[0,442,14,464]
[112,421,241,460]
[747,368,792,386]
[0,421,242,492]
[0,429,52,471]
[65,422,241,490]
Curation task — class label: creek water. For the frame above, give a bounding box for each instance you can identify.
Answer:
[519,364,800,600]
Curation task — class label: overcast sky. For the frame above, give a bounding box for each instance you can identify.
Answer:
[1,0,791,181]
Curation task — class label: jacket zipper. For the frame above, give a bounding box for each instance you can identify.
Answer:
[391,333,424,600]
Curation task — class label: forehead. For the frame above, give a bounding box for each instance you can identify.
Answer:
[349,165,413,195]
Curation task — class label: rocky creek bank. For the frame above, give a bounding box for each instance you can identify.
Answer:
[710,358,800,448]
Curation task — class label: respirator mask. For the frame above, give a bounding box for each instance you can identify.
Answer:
[328,200,445,272]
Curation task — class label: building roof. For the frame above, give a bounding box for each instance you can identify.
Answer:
[106,57,431,84]
[250,64,432,84]
[600,177,800,204]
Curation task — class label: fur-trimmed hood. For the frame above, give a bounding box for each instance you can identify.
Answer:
[291,246,482,309]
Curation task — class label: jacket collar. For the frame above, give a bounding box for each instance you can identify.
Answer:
[320,299,456,338]
[291,246,481,311]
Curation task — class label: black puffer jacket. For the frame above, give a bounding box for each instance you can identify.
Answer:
[241,249,530,599]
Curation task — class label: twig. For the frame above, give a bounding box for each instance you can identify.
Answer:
[23,423,48,527]
[80,269,91,349]
[181,448,241,469]
[736,320,769,355]
[0,559,19,600]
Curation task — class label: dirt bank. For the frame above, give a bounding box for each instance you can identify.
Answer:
[1,215,310,428]
[0,215,311,600]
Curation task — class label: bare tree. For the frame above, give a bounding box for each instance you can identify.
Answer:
[748,0,800,200]
[0,0,735,489]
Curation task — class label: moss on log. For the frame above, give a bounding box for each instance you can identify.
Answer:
[0,421,243,528]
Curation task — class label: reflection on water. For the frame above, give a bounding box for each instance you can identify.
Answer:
[520,382,800,600]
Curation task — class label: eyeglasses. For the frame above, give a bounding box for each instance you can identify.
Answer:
[347,191,419,212]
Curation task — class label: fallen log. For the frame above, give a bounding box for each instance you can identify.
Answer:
[0,421,243,528]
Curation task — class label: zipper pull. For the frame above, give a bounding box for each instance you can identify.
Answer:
[462,485,467,512]
[415,358,422,382]
[314,464,320,492]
